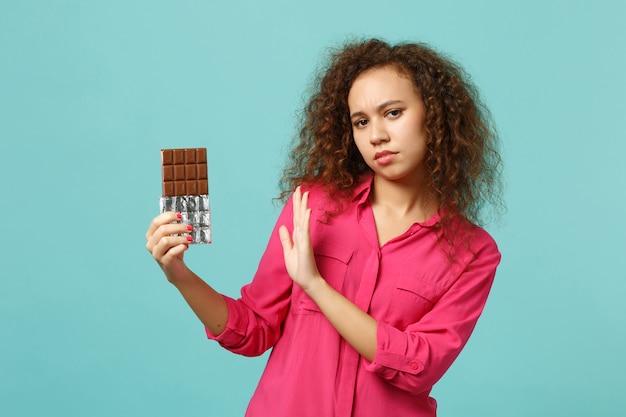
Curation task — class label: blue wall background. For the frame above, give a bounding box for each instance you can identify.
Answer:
[1,1,624,416]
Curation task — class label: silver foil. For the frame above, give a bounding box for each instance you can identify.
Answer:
[159,194,211,244]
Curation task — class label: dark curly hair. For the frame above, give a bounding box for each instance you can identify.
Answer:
[280,38,503,241]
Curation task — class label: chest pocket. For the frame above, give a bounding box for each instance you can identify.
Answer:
[388,273,448,329]
[291,241,353,315]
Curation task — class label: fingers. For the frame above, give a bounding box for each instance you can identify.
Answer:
[292,186,301,231]
[290,186,312,250]
[299,188,310,226]
[145,211,191,257]
[292,186,310,229]
[278,225,293,252]
[280,185,312,252]
[280,186,321,288]
[146,211,181,240]
[150,234,190,262]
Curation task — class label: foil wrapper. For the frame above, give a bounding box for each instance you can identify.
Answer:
[159,194,211,244]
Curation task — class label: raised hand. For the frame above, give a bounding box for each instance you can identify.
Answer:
[278,186,322,291]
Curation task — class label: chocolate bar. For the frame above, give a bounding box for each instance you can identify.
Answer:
[159,148,211,244]
[161,148,208,196]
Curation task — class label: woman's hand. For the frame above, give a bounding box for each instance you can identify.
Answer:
[145,211,192,282]
[279,186,322,292]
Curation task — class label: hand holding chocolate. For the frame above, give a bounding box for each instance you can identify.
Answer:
[159,148,211,244]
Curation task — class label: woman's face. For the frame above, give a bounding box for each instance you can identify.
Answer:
[348,66,429,186]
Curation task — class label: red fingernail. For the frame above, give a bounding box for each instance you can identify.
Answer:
[186,236,193,242]
[176,212,182,219]
[187,224,193,231]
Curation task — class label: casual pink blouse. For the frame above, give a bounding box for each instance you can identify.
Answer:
[207,176,501,416]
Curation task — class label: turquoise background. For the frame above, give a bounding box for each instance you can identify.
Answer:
[1,0,624,416]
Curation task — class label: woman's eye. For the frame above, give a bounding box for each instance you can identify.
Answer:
[387,109,402,118]
[354,119,368,128]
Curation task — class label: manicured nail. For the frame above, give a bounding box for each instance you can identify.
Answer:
[186,236,193,242]
[176,212,182,219]
[187,224,193,231]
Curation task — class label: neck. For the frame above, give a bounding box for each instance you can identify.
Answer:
[370,174,437,222]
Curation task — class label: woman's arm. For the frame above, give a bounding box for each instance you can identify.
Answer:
[145,211,228,336]
[279,187,378,360]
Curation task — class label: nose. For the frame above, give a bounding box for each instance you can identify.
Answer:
[369,121,389,145]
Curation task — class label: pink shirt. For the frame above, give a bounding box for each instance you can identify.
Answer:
[207,176,501,416]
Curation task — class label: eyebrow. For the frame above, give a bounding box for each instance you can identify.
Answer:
[349,100,404,120]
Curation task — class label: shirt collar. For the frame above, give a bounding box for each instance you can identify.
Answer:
[352,173,374,205]
[352,173,442,228]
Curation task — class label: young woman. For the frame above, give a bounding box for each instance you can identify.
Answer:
[146,38,503,417]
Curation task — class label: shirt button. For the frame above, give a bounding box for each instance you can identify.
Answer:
[410,361,419,370]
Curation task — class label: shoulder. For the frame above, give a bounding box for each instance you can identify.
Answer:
[468,223,499,253]
[464,223,501,273]
[439,216,501,271]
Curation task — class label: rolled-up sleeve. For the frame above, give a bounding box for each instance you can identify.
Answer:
[364,239,501,395]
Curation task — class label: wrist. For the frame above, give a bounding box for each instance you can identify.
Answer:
[163,261,191,285]
[302,274,328,301]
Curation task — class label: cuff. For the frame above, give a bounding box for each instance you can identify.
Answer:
[205,295,248,347]
[364,321,424,376]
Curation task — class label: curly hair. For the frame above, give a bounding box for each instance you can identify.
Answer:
[280,38,503,239]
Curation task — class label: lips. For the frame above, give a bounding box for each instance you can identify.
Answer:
[374,150,397,165]
[374,151,394,160]
[374,150,397,160]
